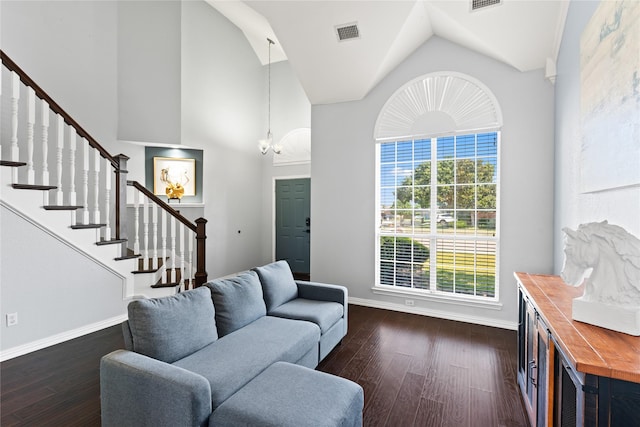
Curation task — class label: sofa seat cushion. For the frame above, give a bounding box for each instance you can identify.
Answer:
[172,315,320,409]
[205,271,267,337]
[210,361,364,427]
[269,299,344,334]
[127,287,218,364]
[253,261,298,311]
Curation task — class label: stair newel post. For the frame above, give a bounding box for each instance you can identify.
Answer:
[143,195,149,269]
[104,157,112,241]
[26,87,35,185]
[151,202,158,269]
[81,138,90,224]
[40,99,50,186]
[114,154,129,258]
[55,115,64,205]
[195,218,207,287]
[68,127,77,206]
[10,72,20,182]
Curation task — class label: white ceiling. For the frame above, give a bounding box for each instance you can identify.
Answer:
[206,0,569,105]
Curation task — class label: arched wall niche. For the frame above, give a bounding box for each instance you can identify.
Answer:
[374,71,503,141]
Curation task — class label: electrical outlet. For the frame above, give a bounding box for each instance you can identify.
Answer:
[6,312,18,327]
[405,299,415,307]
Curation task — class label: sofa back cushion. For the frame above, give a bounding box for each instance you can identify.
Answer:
[127,286,218,363]
[205,271,267,337]
[252,261,298,312]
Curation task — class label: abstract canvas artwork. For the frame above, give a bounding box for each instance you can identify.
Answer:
[580,0,640,193]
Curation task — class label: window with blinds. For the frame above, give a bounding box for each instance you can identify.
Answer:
[376,132,499,299]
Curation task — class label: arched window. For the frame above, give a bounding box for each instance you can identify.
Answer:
[374,72,502,300]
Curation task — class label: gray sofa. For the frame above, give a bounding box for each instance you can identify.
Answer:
[100,261,359,427]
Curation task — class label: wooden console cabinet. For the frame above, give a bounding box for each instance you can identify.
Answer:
[516,273,640,427]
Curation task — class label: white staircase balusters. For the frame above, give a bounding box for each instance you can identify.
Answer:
[143,195,150,269]
[133,190,140,256]
[92,150,100,224]
[161,208,167,270]
[0,65,2,160]
[179,223,185,288]
[0,65,2,159]
[55,115,64,205]
[81,138,89,224]
[103,157,112,240]
[68,127,77,206]
[10,71,20,181]
[26,87,35,185]
[40,99,50,186]
[151,202,158,270]
[170,215,176,283]
[188,229,194,289]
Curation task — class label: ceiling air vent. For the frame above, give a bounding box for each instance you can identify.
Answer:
[471,0,502,11]
[335,23,360,42]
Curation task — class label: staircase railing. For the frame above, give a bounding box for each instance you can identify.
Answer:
[1,50,207,290]
[127,181,207,289]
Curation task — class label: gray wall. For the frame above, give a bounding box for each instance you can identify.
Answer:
[311,36,555,328]
[117,0,181,144]
[180,0,268,277]
[1,205,127,353]
[553,0,640,270]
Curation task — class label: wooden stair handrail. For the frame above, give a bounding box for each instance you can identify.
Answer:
[127,180,197,232]
[0,50,118,169]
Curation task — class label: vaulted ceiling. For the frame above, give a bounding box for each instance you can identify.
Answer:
[205,0,569,105]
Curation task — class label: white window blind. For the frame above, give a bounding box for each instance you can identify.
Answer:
[376,132,499,299]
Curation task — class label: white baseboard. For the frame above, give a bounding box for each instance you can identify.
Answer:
[0,314,128,362]
[348,296,517,330]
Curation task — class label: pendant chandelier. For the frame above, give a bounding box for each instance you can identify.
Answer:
[258,38,281,155]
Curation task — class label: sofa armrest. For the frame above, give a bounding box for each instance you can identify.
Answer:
[296,281,347,305]
[296,281,348,335]
[100,349,212,427]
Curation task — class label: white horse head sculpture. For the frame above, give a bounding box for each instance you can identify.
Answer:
[561,221,640,307]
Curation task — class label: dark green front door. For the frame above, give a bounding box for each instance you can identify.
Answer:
[275,178,310,276]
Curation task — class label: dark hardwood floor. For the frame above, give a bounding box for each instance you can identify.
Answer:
[318,305,528,427]
[1,305,528,426]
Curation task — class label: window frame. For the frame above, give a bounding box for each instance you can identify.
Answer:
[374,130,501,304]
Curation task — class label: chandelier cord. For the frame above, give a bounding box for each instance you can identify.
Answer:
[267,38,274,138]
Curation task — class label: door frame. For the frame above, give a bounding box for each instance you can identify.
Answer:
[272,175,311,263]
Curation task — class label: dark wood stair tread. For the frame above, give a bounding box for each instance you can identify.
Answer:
[115,254,140,261]
[151,282,182,289]
[133,268,160,274]
[151,268,184,288]
[70,223,106,229]
[96,239,127,246]
[12,183,57,190]
[1,160,27,167]
[43,205,84,211]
